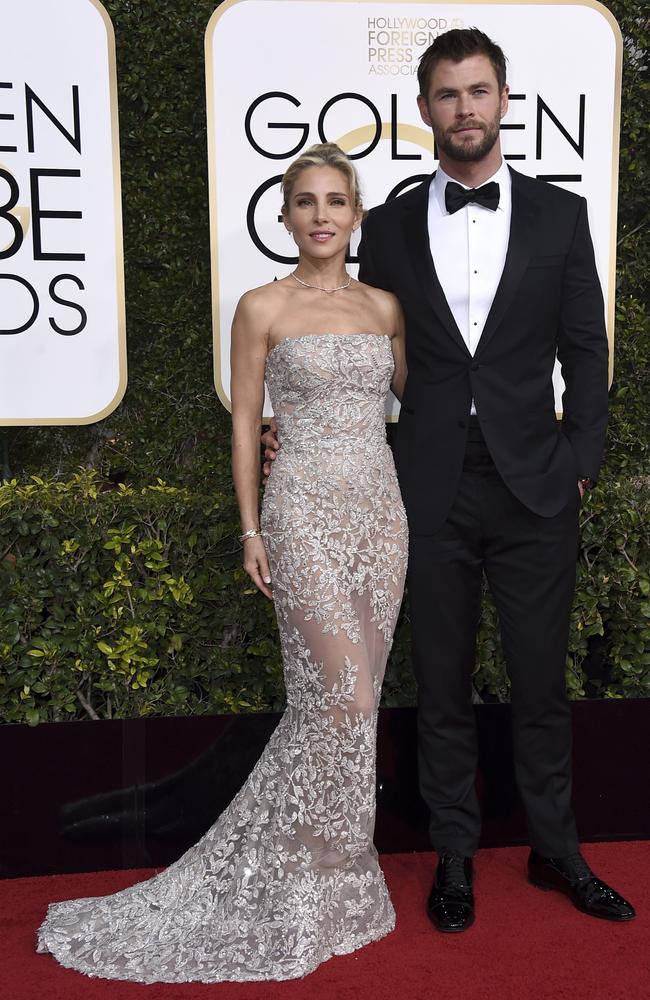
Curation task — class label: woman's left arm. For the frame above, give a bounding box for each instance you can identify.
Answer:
[390,298,407,401]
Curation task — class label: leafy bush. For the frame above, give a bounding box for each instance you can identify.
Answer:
[0,473,284,724]
[1,471,648,724]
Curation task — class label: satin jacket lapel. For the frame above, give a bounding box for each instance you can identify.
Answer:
[401,176,471,357]
[475,169,539,358]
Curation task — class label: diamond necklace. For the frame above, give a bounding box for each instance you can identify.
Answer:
[290,271,352,293]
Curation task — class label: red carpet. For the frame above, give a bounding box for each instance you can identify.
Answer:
[1,843,648,1000]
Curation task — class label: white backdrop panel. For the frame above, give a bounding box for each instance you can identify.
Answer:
[206,0,621,419]
[0,0,126,424]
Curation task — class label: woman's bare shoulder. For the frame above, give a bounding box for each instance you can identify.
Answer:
[355,281,402,324]
[237,279,287,309]
[356,280,398,305]
[235,278,292,325]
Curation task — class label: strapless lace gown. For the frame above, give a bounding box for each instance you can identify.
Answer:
[36,333,408,983]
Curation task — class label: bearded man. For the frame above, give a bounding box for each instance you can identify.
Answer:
[357,28,635,932]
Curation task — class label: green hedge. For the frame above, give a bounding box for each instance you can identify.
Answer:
[0,473,280,724]
[1,471,648,724]
[0,0,648,723]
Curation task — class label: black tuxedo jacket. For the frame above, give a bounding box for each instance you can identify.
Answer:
[358,167,609,534]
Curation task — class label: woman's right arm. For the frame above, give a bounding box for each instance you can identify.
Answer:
[231,292,273,599]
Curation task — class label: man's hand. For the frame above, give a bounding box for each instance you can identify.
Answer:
[261,417,280,482]
[577,477,593,499]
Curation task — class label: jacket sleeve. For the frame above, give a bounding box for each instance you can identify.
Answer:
[557,198,609,481]
[358,211,392,292]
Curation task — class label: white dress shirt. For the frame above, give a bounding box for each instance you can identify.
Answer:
[428,160,512,414]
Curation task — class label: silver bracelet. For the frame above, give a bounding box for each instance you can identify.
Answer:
[239,528,261,543]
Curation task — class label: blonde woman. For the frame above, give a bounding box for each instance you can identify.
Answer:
[37,144,408,983]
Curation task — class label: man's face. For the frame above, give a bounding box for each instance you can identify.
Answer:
[417,54,509,165]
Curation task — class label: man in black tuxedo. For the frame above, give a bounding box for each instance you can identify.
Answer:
[358,28,635,931]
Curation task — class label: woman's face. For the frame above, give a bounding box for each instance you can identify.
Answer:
[284,166,362,260]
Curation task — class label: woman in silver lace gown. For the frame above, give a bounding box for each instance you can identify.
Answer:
[37,144,408,983]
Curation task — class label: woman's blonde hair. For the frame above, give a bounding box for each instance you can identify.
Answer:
[281,143,362,213]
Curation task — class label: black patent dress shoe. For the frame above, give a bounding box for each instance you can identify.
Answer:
[427,851,475,932]
[528,850,636,921]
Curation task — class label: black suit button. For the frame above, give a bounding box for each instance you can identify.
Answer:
[458,420,467,429]
[471,362,480,371]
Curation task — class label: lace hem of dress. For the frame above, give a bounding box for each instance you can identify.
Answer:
[36,896,395,984]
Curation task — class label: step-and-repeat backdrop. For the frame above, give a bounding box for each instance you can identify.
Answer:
[0,0,125,425]
[206,0,621,418]
[0,1,621,424]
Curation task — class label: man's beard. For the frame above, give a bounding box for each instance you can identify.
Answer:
[434,115,500,163]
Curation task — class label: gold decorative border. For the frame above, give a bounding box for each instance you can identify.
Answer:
[0,0,127,427]
[206,0,621,413]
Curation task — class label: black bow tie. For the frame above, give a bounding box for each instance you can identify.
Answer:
[445,180,500,215]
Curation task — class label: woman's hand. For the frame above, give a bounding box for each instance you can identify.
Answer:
[243,535,273,599]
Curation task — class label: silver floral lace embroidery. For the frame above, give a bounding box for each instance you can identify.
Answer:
[36,333,408,983]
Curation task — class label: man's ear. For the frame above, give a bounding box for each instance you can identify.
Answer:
[500,84,510,120]
[417,94,432,128]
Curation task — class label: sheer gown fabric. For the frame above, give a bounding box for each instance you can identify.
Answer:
[37,333,408,983]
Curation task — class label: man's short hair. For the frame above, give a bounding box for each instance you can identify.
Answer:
[417,28,507,98]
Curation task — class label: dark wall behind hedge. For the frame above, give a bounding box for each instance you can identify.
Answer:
[0,1,648,723]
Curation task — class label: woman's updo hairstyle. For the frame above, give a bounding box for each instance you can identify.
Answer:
[281,143,362,214]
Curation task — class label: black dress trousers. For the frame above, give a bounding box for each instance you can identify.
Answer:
[407,419,580,858]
